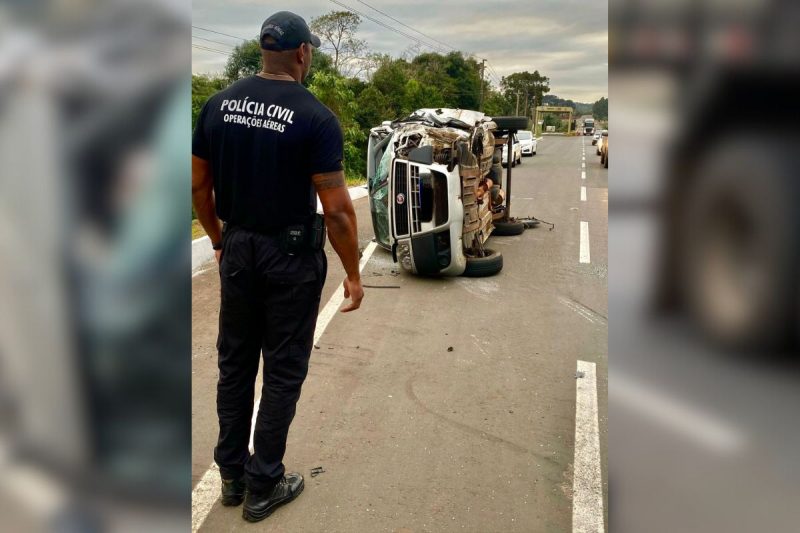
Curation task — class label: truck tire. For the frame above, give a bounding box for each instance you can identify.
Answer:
[492,116,528,131]
[492,220,525,236]
[463,249,503,277]
[680,138,798,349]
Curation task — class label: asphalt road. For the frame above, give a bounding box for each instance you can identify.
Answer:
[192,135,608,532]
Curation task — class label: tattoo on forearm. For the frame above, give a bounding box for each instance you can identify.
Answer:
[313,172,345,191]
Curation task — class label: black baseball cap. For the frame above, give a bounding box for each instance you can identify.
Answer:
[260,11,321,51]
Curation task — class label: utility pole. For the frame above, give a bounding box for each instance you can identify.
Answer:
[479,59,486,112]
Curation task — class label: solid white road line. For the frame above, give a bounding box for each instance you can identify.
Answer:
[580,221,590,264]
[581,186,587,202]
[612,373,747,454]
[581,171,586,180]
[573,360,605,533]
[191,241,379,532]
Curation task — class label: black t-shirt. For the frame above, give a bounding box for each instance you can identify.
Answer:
[192,76,343,232]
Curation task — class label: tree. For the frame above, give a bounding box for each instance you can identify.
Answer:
[354,85,390,130]
[501,70,550,117]
[224,39,261,82]
[592,97,608,120]
[192,74,228,127]
[483,89,513,116]
[411,52,482,111]
[371,58,411,118]
[307,71,366,181]
[310,11,367,77]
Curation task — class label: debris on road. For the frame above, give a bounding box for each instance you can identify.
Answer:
[310,466,325,478]
[447,346,454,352]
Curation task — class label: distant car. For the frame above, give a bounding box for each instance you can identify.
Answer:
[591,131,602,146]
[501,132,523,166]
[596,130,608,155]
[517,130,538,156]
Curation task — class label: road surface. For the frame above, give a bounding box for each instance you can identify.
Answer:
[191,135,608,532]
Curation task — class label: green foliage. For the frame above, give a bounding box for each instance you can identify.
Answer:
[592,97,608,121]
[224,39,261,82]
[307,71,366,182]
[354,85,390,130]
[192,74,228,128]
[483,89,514,116]
[501,70,550,116]
[543,113,562,130]
[305,51,336,86]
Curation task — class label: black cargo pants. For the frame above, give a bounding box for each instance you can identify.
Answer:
[214,226,326,493]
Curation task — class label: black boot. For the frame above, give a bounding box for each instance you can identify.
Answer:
[220,476,246,506]
[242,473,304,522]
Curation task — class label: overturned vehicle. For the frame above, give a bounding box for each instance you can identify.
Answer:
[367,109,530,277]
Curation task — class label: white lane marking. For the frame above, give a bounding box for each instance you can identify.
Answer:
[612,373,747,454]
[573,360,605,533]
[582,162,586,169]
[581,186,587,202]
[581,171,586,180]
[192,465,221,532]
[192,241,379,532]
[580,221,590,264]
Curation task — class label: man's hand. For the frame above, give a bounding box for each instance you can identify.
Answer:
[340,276,364,312]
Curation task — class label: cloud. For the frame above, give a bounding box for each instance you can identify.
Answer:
[192,0,608,102]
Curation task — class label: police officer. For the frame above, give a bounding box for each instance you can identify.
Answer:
[191,11,363,523]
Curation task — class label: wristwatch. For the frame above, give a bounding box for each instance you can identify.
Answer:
[212,241,223,251]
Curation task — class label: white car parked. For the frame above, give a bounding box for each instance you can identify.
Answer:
[591,131,602,146]
[517,130,538,156]
[501,133,522,166]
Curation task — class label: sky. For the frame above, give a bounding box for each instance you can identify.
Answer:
[192,0,608,103]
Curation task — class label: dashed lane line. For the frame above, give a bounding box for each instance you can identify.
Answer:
[573,360,605,533]
[580,221,590,264]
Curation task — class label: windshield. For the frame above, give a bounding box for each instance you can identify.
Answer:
[517,131,532,140]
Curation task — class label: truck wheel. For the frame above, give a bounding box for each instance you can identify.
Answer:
[492,220,525,236]
[492,116,528,130]
[681,139,798,349]
[464,249,503,277]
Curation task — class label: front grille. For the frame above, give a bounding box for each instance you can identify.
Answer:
[393,161,409,237]
[409,165,422,233]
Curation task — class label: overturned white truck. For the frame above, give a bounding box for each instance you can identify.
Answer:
[367,109,530,277]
